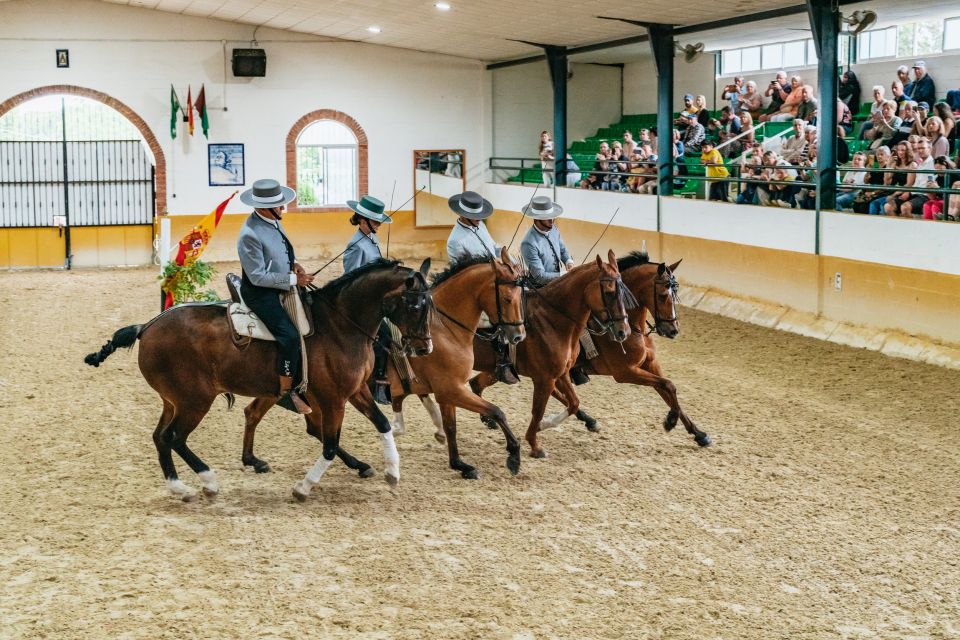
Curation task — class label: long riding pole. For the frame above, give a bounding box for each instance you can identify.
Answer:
[311,187,425,277]
[385,179,396,258]
[580,207,620,265]
[506,182,541,250]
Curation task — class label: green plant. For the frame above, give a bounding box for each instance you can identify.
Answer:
[159,259,219,305]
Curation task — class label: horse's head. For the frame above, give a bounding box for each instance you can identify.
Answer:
[485,246,526,345]
[383,258,434,357]
[647,259,682,338]
[589,249,636,343]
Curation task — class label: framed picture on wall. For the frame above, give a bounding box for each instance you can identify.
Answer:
[208,143,245,186]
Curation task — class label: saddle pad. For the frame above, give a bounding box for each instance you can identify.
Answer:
[228,291,310,342]
[579,330,599,360]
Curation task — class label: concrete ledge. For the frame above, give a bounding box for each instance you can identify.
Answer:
[681,285,960,371]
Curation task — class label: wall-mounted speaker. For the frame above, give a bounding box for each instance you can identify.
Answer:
[232,49,266,77]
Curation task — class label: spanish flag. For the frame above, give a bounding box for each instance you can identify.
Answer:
[161,191,237,309]
[186,86,195,136]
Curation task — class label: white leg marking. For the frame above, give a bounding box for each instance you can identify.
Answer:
[392,410,406,436]
[380,430,400,486]
[198,470,219,495]
[293,456,334,500]
[539,409,572,431]
[420,396,445,442]
[167,478,196,501]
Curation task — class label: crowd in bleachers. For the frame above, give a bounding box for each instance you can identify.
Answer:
[519,58,959,221]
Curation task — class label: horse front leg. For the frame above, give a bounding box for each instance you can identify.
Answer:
[551,387,600,433]
[539,374,580,432]
[292,400,345,501]
[349,388,399,485]
[525,379,555,459]
[467,372,500,430]
[436,386,521,477]
[619,363,711,447]
[241,397,277,473]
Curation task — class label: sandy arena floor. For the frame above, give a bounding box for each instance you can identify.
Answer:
[1,262,958,639]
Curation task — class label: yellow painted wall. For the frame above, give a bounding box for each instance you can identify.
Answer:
[0,225,152,269]
[0,228,66,268]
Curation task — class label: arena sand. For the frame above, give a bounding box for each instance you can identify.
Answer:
[0,263,958,639]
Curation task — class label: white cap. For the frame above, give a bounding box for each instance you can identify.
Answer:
[913,60,926,69]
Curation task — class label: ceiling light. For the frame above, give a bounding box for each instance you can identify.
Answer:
[367,26,381,33]
[434,2,451,9]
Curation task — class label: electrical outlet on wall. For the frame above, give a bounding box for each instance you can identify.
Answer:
[834,272,842,290]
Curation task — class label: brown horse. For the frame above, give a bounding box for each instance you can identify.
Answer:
[84,258,433,501]
[558,251,712,447]
[241,247,528,480]
[468,250,634,458]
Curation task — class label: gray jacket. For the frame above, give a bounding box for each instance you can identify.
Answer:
[343,229,382,273]
[446,220,499,263]
[520,224,572,282]
[237,213,296,292]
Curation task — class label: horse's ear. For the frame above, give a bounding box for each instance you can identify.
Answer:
[595,254,603,269]
[418,257,431,278]
[657,263,666,276]
[500,245,512,266]
[667,258,682,273]
[607,249,617,265]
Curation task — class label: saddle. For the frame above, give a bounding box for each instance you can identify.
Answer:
[225,273,313,344]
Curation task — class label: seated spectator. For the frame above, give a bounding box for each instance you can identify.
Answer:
[891,80,906,107]
[675,94,697,128]
[671,128,686,189]
[922,156,956,220]
[836,151,869,211]
[739,110,755,144]
[947,90,960,113]
[838,98,853,134]
[899,138,935,218]
[623,130,636,158]
[871,141,917,215]
[741,81,763,118]
[605,142,630,192]
[796,142,819,209]
[839,70,861,110]
[855,145,893,214]
[700,139,729,202]
[837,125,850,165]
[755,150,798,207]
[694,95,711,128]
[926,116,950,158]
[859,85,886,140]
[581,141,611,190]
[680,113,705,153]
[765,76,804,122]
[638,128,652,146]
[721,76,745,112]
[710,106,742,157]
[737,151,763,204]
[910,102,930,138]
[626,150,647,193]
[869,100,902,150]
[897,65,911,93]
[763,71,790,119]
[933,103,956,144]
[890,101,918,146]
[798,125,818,165]
[795,85,818,123]
[779,119,808,163]
[564,154,582,188]
[907,61,936,108]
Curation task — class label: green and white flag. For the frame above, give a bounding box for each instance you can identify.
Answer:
[169,85,181,140]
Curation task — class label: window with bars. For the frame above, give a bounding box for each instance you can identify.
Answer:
[295,120,358,207]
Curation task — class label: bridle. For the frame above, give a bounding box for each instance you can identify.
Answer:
[383,275,435,350]
[645,270,680,336]
[492,269,526,339]
[528,269,634,342]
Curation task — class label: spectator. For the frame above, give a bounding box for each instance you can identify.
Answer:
[564,154,582,188]
[694,95,711,128]
[838,70,861,110]
[926,116,950,158]
[680,112,705,153]
[836,151,869,211]
[798,125,818,165]
[837,125,850,165]
[739,110,755,144]
[859,85,886,140]
[538,130,554,187]
[701,139,729,202]
[907,61,936,108]
[737,150,762,204]
[869,100,902,150]
[890,101,918,146]
[606,142,630,192]
[891,80,906,107]
[710,106,742,154]
[897,65,911,93]
[623,131,636,158]
[581,141,611,190]
[876,141,917,215]
[796,141,819,209]
[741,81,763,118]
[922,156,955,220]
[838,98,853,134]
[721,76,745,113]
[933,103,956,144]
[766,76,804,122]
[638,128,653,146]
[899,138,935,217]
[671,128,686,189]
[855,145,893,214]
[763,71,790,119]
[755,150,798,207]
[676,94,697,128]
[910,102,930,138]
[780,119,808,163]
[795,85,818,123]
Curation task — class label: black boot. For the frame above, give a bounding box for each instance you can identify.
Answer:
[569,367,590,386]
[493,341,520,385]
[370,342,392,406]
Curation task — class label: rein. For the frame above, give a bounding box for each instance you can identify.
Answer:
[434,264,525,341]
[644,270,680,336]
[525,272,633,340]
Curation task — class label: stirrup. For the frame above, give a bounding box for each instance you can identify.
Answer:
[495,363,520,386]
[288,390,313,415]
[370,380,392,406]
[570,367,590,386]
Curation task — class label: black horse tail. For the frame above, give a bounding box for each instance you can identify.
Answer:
[84,324,142,367]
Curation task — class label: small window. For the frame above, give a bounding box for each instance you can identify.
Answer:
[946,17,960,50]
[858,27,897,61]
[721,49,742,75]
[914,19,944,56]
[783,40,806,68]
[295,120,358,207]
[762,44,783,70]
[741,46,761,72]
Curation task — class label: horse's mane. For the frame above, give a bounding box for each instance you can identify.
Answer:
[430,255,492,289]
[617,250,651,272]
[318,258,402,298]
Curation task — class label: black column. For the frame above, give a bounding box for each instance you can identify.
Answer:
[807,0,839,212]
[545,46,568,188]
[647,24,675,197]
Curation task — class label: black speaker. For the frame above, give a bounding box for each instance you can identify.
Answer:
[232,49,266,77]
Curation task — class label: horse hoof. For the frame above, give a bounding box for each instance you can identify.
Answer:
[358,466,376,479]
[385,473,399,487]
[506,456,521,476]
[530,449,547,459]
[292,484,310,502]
[254,461,271,473]
[201,487,218,498]
[181,492,198,503]
[663,411,679,432]
[585,420,600,433]
[461,468,479,480]
[695,433,712,447]
[434,431,446,444]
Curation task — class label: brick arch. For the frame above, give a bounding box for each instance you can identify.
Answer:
[286,109,367,212]
[0,84,167,215]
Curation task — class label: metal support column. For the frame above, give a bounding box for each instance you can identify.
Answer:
[60,97,72,270]
[545,46,568,189]
[807,0,839,222]
[648,24,675,198]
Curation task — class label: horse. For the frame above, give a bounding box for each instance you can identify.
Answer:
[468,250,634,458]
[84,258,434,502]
[557,251,712,447]
[240,247,528,480]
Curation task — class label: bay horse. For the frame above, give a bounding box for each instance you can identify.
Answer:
[468,250,634,458]
[558,251,712,447]
[84,259,433,501]
[241,247,528,480]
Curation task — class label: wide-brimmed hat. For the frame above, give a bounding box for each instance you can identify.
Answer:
[521,195,564,220]
[347,195,392,223]
[448,190,493,220]
[240,178,297,208]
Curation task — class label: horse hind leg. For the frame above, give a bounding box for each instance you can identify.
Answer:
[418,395,446,443]
[551,387,599,433]
[437,402,478,480]
[169,399,219,497]
[293,403,344,501]
[241,397,276,473]
[641,361,711,447]
[152,400,195,501]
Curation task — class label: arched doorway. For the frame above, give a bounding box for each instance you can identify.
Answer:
[0,85,166,268]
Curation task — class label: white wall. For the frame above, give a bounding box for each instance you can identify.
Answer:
[0,0,489,215]
[492,62,622,158]
[623,53,718,115]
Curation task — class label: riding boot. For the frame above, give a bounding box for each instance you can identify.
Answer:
[569,367,591,386]
[370,345,392,406]
[279,375,312,415]
[493,341,520,385]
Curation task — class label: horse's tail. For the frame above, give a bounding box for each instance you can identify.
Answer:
[84,324,142,367]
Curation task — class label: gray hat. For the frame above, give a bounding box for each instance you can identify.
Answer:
[448,190,494,220]
[347,195,392,223]
[521,195,564,220]
[240,178,296,208]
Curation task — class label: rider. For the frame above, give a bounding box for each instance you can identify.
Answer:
[445,190,518,385]
[237,178,314,414]
[344,194,393,405]
[518,195,587,385]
